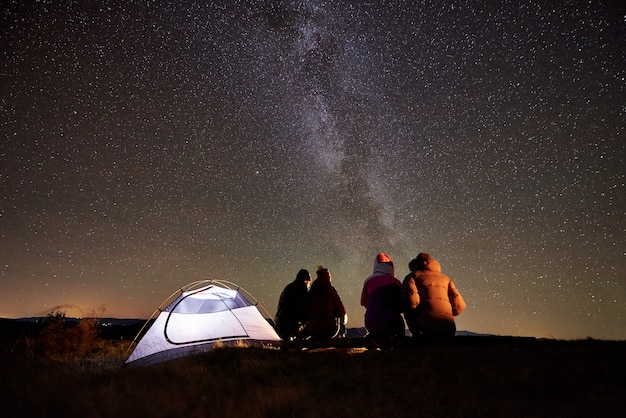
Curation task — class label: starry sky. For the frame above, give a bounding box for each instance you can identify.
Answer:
[1,1,624,340]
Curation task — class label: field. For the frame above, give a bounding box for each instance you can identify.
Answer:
[0,318,624,417]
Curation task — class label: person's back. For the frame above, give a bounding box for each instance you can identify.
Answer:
[404,253,466,338]
[361,253,405,345]
[306,266,346,339]
[275,269,311,340]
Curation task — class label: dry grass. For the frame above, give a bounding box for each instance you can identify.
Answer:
[1,334,624,418]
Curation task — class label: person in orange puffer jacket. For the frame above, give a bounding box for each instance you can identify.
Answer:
[402,253,466,339]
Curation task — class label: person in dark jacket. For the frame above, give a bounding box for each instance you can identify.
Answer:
[305,266,347,339]
[275,269,311,341]
[402,253,466,339]
[361,253,405,348]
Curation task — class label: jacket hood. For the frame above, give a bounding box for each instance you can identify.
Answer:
[371,253,394,277]
[426,259,442,272]
[411,253,442,272]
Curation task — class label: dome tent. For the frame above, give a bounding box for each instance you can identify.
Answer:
[125,280,281,366]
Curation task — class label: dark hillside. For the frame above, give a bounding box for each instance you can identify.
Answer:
[1,330,624,417]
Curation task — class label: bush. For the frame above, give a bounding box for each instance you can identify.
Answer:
[35,312,123,363]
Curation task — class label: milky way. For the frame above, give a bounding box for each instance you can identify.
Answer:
[1,1,624,339]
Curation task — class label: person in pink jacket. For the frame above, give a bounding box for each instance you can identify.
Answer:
[361,253,405,348]
[402,253,466,339]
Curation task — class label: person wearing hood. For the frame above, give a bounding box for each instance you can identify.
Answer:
[305,266,347,339]
[361,253,405,347]
[402,253,466,339]
[275,269,311,341]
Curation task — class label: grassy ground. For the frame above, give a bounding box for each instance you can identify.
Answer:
[1,336,624,418]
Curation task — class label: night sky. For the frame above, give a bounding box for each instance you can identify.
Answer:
[2,1,624,340]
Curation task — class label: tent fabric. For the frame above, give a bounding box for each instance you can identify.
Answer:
[125,280,280,366]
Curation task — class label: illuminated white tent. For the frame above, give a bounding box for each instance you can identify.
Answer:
[125,280,281,365]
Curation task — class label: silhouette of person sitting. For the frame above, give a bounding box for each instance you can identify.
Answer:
[275,269,311,341]
[305,266,347,339]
